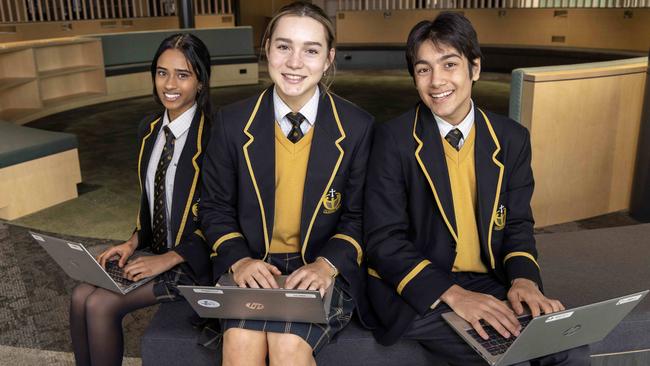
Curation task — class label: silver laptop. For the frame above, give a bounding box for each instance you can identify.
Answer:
[442,290,648,366]
[178,274,335,323]
[30,231,155,295]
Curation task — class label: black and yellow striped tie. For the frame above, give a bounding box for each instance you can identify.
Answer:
[152,126,174,253]
[445,128,463,151]
[286,112,305,143]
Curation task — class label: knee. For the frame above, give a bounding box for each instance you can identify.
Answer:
[70,283,95,313]
[222,329,266,365]
[84,290,118,319]
[268,333,313,366]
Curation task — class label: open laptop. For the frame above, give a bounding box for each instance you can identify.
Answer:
[442,290,648,366]
[30,231,155,295]
[178,274,335,323]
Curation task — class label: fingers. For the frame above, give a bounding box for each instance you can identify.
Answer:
[486,298,520,337]
[470,319,489,340]
[265,263,282,276]
[508,291,525,316]
[233,260,279,289]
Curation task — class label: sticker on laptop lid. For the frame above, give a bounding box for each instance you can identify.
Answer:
[197,299,220,308]
[285,293,317,299]
[545,311,574,323]
[193,288,224,294]
[616,294,643,305]
[31,233,45,242]
[67,243,83,251]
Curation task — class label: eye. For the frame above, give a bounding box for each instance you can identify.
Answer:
[306,48,319,55]
[445,62,457,69]
[276,44,290,51]
[157,70,166,77]
[177,73,190,80]
[416,67,430,75]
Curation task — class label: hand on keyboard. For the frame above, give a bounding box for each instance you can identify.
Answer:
[441,284,522,340]
[97,237,137,269]
[508,278,565,317]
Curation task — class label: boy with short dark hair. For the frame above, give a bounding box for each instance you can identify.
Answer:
[364,12,589,365]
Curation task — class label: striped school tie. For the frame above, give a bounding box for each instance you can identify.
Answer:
[152,126,174,253]
[445,128,463,151]
[286,112,305,143]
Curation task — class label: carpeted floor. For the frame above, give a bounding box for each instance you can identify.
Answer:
[0,222,154,359]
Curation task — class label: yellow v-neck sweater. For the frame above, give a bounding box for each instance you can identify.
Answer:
[442,126,488,273]
[270,123,314,253]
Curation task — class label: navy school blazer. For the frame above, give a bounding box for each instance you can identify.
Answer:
[200,86,375,326]
[135,110,212,286]
[364,102,541,345]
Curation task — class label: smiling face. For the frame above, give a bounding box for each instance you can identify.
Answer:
[266,15,335,112]
[413,40,480,125]
[154,48,200,121]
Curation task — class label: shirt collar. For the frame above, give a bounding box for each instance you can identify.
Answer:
[433,99,475,140]
[273,86,319,126]
[163,103,197,139]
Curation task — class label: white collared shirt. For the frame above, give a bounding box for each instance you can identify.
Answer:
[273,86,319,136]
[433,99,475,149]
[145,103,196,247]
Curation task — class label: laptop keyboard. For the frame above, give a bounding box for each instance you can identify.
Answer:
[467,315,532,356]
[105,260,135,287]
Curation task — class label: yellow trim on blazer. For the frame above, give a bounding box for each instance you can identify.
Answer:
[212,232,245,253]
[194,229,205,241]
[368,268,381,279]
[175,113,205,246]
[479,109,504,270]
[412,106,459,243]
[136,117,162,230]
[504,251,540,270]
[332,233,363,266]
[242,90,270,260]
[301,93,346,264]
[397,259,432,295]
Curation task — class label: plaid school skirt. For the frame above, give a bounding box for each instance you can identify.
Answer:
[152,264,197,302]
[220,253,355,354]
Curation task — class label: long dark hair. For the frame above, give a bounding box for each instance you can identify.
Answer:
[150,33,212,121]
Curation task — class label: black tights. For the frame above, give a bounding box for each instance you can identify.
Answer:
[70,282,158,366]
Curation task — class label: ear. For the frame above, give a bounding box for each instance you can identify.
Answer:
[325,48,336,72]
[471,58,481,81]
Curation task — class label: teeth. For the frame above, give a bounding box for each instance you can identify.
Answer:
[284,74,304,81]
[432,90,453,98]
[164,93,180,100]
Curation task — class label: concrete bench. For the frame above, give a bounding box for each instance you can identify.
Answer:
[142,224,650,365]
[0,120,81,220]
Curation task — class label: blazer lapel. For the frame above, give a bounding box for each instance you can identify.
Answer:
[243,88,276,255]
[136,115,162,231]
[300,92,345,260]
[413,104,458,242]
[474,108,504,270]
[170,111,204,245]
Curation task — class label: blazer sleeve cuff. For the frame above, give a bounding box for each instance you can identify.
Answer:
[504,253,542,288]
[318,233,362,268]
[396,261,454,315]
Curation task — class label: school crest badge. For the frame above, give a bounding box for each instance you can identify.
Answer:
[322,188,341,214]
[494,204,506,231]
[192,199,200,221]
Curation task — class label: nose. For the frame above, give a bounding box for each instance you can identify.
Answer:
[164,75,177,90]
[286,50,303,69]
[430,69,446,89]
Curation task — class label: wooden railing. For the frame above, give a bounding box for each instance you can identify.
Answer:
[0,0,232,23]
[336,0,649,9]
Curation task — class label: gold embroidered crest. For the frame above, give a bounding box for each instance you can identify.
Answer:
[192,201,199,221]
[494,204,506,231]
[322,188,341,214]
